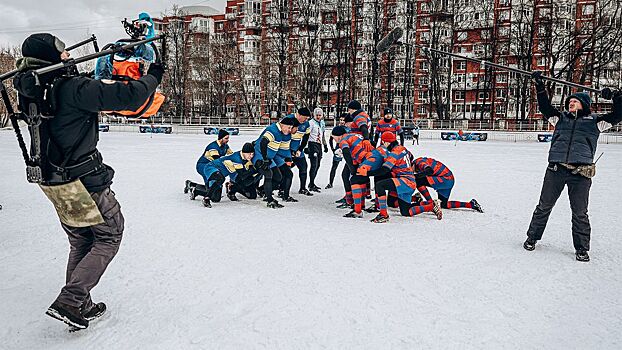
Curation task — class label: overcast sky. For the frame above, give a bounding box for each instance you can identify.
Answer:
[0,0,227,50]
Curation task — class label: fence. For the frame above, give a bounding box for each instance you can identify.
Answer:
[104,123,622,144]
[133,116,622,133]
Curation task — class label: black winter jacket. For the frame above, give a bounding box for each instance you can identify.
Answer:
[536,90,622,164]
[48,74,159,192]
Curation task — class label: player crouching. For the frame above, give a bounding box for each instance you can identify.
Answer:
[367,132,442,223]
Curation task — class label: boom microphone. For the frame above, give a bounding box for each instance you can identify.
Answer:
[376,27,404,53]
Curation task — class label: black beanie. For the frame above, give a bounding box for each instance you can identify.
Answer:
[565,92,592,114]
[21,33,65,64]
[280,117,295,126]
[242,142,254,153]
[347,100,362,111]
[298,107,311,117]
[331,126,347,136]
[384,107,393,115]
[218,129,229,140]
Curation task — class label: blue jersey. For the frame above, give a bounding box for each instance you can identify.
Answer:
[274,132,292,167]
[197,140,232,167]
[253,123,287,166]
[204,151,253,182]
[288,115,311,153]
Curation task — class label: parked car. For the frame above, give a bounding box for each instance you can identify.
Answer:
[99,123,110,132]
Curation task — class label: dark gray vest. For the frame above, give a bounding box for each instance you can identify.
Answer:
[548,112,600,164]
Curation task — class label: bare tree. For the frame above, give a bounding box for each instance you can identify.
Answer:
[161,5,191,121]
[262,0,293,118]
[0,47,19,128]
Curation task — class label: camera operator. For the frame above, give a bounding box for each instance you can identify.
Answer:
[13,33,163,329]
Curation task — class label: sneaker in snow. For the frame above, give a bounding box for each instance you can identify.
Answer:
[576,250,590,262]
[325,183,333,189]
[432,200,443,220]
[189,187,197,200]
[343,210,363,218]
[470,199,484,213]
[309,185,321,193]
[184,180,192,194]
[336,202,353,209]
[370,214,390,223]
[82,302,106,321]
[523,238,537,251]
[46,301,89,329]
[298,189,313,196]
[365,206,380,213]
[335,197,346,204]
[227,192,239,201]
[202,197,212,208]
[283,196,299,202]
[267,200,284,209]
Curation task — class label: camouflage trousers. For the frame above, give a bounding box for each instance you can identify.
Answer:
[56,187,124,309]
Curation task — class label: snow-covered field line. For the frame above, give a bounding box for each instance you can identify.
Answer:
[1,131,621,349]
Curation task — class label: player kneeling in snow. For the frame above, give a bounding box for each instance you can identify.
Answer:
[364,132,442,223]
[190,143,256,207]
[413,157,483,213]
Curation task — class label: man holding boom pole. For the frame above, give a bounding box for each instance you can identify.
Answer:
[523,72,622,262]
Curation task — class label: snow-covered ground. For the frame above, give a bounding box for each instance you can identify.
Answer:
[1,130,621,349]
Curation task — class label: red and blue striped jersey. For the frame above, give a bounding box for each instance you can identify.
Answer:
[374,118,402,139]
[383,145,417,185]
[360,145,388,171]
[339,133,374,165]
[350,110,371,135]
[414,157,454,185]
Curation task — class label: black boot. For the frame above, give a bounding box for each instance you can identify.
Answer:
[523,238,537,251]
[576,250,590,262]
[82,302,107,321]
[325,183,333,189]
[46,301,89,329]
[298,189,313,196]
[184,180,192,194]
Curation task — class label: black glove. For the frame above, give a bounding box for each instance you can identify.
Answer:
[303,148,309,154]
[323,144,329,153]
[600,87,621,100]
[531,71,545,92]
[423,166,434,176]
[255,159,270,171]
[147,63,165,84]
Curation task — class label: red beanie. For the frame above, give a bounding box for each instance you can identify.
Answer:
[381,131,397,143]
